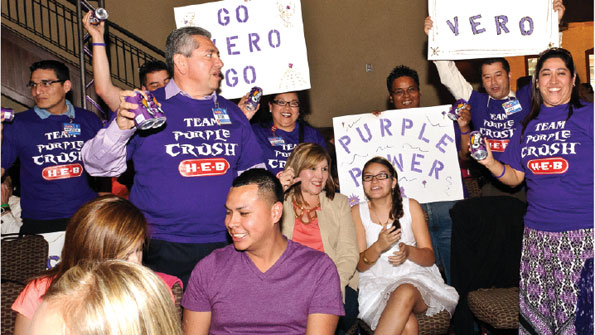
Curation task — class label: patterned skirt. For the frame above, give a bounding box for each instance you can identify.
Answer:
[519,227,594,335]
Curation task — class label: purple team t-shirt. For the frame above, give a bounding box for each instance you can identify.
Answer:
[500,102,593,232]
[125,88,263,244]
[469,84,532,160]
[1,108,102,220]
[182,239,345,334]
[252,122,327,177]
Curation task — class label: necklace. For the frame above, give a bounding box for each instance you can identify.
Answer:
[369,202,389,226]
[293,198,320,224]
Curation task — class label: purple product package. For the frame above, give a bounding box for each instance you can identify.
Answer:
[448,99,468,121]
[245,86,262,111]
[125,91,166,130]
[1,107,14,122]
[469,131,488,161]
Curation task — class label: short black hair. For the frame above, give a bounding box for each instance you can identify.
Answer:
[29,60,70,82]
[386,65,419,94]
[139,60,170,87]
[480,58,510,74]
[232,169,283,204]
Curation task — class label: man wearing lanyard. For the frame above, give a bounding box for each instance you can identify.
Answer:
[1,60,103,234]
[82,26,264,286]
[424,0,565,199]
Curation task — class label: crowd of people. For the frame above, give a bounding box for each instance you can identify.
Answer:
[1,1,593,334]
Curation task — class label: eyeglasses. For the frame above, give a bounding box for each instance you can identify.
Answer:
[27,80,64,89]
[272,100,300,108]
[391,87,419,97]
[362,172,391,182]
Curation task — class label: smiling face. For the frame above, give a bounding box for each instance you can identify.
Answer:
[481,62,511,100]
[362,162,396,200]
[537,57,576,107]
[389,76,421,109]
[30,68,71,115]
[182,35,224,96]
[269,92,300,131]
[298,159,329,198]
[225,184,281,253]
[142,70,170,91]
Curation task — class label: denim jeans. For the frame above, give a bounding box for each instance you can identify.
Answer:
[421,201,456,284]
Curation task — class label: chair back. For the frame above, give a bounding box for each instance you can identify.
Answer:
[1,234,49,284]
[1,281,25,335]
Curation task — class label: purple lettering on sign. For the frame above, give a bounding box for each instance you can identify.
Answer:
[435,134,454,153]
[236,5,249,23]
[401,118,413,136]
[495,15,510,35]
[225,68,238,87]
[470,15,486,35]
[519,16,534,36]
[338,135,351,154]
[217,8,230,26]
[248,33,261,52]
[268,30,281,48]
[428,159,444,180]
[411,153,423,173]
[446,16,459,36]
[380,118,393,137]
[349,168,362,188]
[226,36,240,55]
[388,153,404,172]
[243,66,256,84]
[417,123,430,143]
[356,123,372,143]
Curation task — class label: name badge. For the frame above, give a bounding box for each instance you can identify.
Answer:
[212,108,231,125]
[502,100,522,116]
[268,136,285,146]
[63,123,81,136]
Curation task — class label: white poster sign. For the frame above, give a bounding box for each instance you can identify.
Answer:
[333,106,464,206]
[41,231,65,270]
[174,0,310,99]
[428,0,559,60]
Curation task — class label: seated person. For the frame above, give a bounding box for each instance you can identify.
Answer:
[28,260,181,335]
[279,143,359,334]
[12,195,181,335]
[182,169,344,335]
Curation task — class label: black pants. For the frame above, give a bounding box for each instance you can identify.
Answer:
[143,238,228,289]
[20,217,69,234]
[336,286,359,334]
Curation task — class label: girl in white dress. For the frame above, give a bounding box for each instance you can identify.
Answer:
[352,157,458,334]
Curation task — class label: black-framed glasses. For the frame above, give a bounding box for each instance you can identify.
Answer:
[26,80,64,89]
[272,100,300,108]
[362,172,391,182]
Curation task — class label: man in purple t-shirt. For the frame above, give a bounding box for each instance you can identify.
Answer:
[82,27,264,286]
[2,60,103,234]
[182,169,344,334]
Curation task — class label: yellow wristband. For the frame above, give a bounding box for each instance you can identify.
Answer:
[362,251,376,265]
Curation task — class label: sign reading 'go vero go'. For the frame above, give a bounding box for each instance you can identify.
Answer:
[174,0,310,99]
[427,0,559,60]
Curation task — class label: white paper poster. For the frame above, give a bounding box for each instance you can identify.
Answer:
[427,0,559,60]
[174,0,310,99]
[333,106,464,206]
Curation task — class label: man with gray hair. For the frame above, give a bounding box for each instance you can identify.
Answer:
[82,27,264,285]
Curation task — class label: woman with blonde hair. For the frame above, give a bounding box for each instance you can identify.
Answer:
[28,260,181,335]
[279,143,359,334]
[12,195,181,335]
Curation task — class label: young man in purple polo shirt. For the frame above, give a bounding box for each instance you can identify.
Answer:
[81,26,264,286]
[1,60,103,234]
[182,169,344,334]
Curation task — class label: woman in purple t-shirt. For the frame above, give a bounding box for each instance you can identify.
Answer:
[478,48,594,334]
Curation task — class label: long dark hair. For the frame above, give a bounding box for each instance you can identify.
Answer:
[362,157,404,228]
[522,48,583,136]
